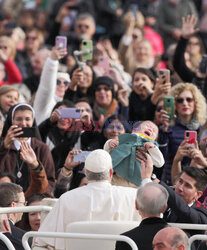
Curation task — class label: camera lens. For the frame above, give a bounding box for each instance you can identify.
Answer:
[186,132,189,137]
[83,42,87,46]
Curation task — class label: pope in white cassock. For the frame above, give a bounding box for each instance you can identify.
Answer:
[33,149,141,250]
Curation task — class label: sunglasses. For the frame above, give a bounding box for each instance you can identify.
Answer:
[156,106,162,112]
[26,36,37,41]
[96,86,111,92]
[57,80,70,87]
[175,97,194,104]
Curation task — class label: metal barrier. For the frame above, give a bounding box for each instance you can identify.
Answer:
[0,206,52,214]
[188,234,207,250]
[0,232,15,250]
[168,223,207,231]
[22,231,138,250]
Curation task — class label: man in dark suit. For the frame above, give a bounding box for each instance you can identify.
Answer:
[0,213,24,250]
[0,183,28,246]
[115,182,169,250]
[140,152,207,249]
[140,153,207,226]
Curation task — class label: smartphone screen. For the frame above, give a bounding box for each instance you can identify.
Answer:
[17,127,36,137]
[73,151,91,162]
[164,97,174,119]
[59,108,82,119]
[55,36,67,49]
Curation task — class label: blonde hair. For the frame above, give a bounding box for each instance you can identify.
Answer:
[169,82,207,125]
[0,85,19,99]
[0,36,16,60]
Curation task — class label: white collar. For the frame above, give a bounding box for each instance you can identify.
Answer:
[13,138,31,150]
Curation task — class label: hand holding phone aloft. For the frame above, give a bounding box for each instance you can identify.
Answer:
[55,36,67,49]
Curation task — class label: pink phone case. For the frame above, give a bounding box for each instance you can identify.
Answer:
[184,131,197,144]
[97,56,110,74]
[55,36,67,49]
[157,69,170,84]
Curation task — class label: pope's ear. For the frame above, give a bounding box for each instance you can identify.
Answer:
[135,201,139,211]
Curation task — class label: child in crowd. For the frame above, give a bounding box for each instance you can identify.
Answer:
[104,120,164,187]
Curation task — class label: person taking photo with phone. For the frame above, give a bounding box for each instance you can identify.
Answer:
[0,103,55,194]
[158,82,207,185]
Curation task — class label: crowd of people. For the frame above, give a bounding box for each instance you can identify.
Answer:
[0,0,207,249]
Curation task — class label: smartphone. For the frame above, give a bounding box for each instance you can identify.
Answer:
[164,97,174,119]
[184,130,197,146]
[55,36,67,49]
[59,108,82,119]
[97,56,110,75]
[157,69,170,84]
[199,54,207,74]
[67,5,79,10]
[5,22,16,29]
[17,127,36,137]
[73,151,91,163]
[81,40,93,61]
[130,4,138,20]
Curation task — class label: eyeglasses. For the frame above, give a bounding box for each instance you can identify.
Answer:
[77,24,89,29]
[57,80,70,87]
[26,36,37,41]
[14,201,27,206]
[175,97,194,104]
[96,86,111,92]
[155,106,162,112]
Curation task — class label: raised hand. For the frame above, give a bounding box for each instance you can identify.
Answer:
[64,150,82,170]
[118,89,129,106]
[151,78,171,105]
[70,68,84,91]
[174,140,191,162]
[50,108,61,123]
[50,46,67,61]
[4,125,23,148]
[181,15,199,39]
[136,151,153,180]
[159,109,171,132]
[20,141,38,169]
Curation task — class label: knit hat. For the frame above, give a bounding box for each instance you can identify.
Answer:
[57,72,71,82]
[85,149,112,173]
[94,76,114,90]
[133,68,155,82]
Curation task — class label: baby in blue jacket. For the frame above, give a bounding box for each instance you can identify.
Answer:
[104,121,164,186]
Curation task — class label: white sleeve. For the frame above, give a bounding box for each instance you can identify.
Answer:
[103,139,113,153]
[33,57,59,125]
[148,146,165,168]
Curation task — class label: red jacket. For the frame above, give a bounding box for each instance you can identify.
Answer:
[0,59,22,86]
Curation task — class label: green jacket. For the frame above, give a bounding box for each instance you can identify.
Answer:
[110,133,158,186]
